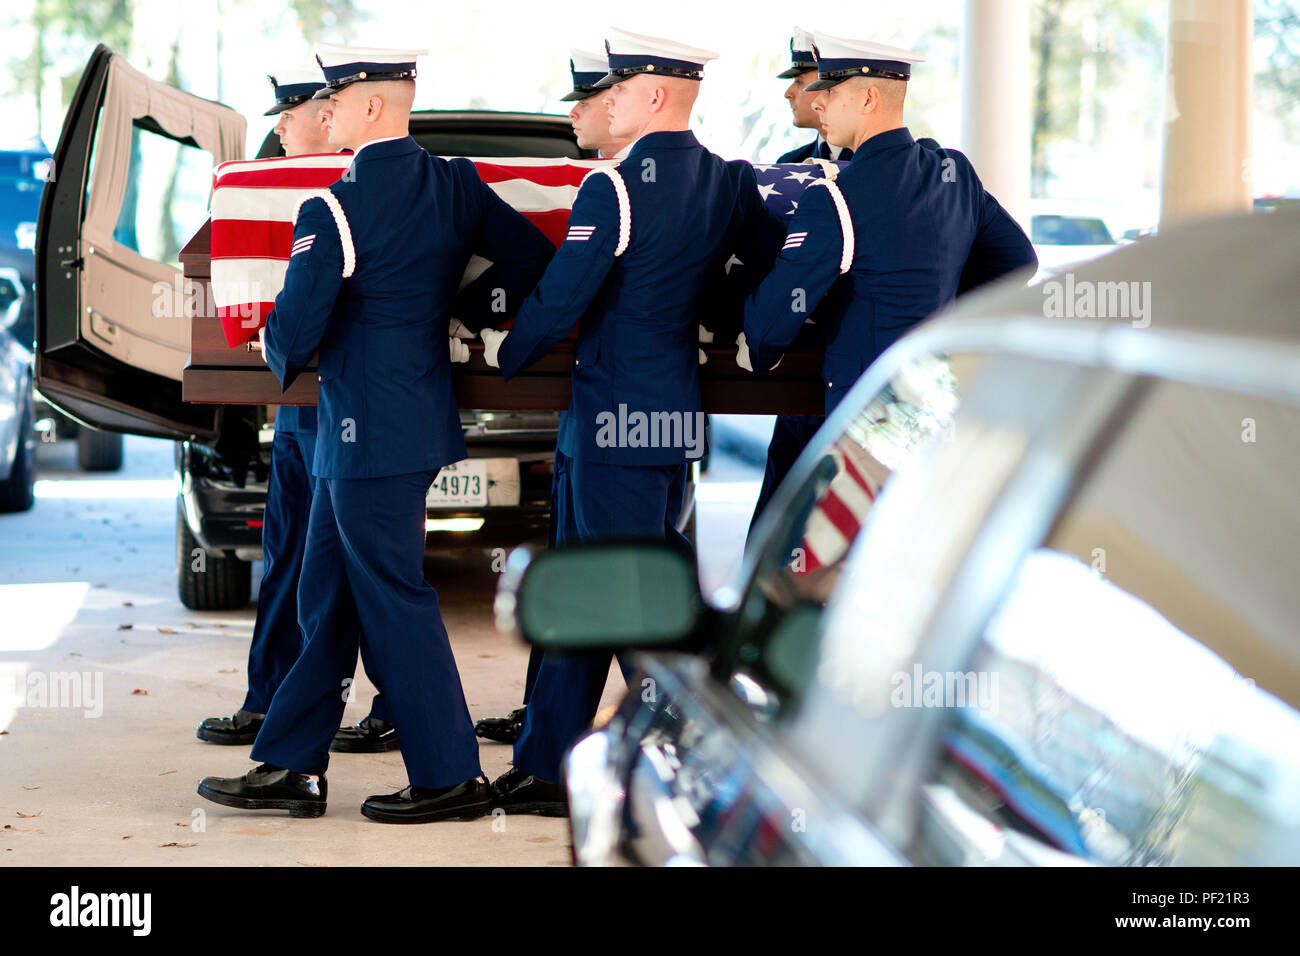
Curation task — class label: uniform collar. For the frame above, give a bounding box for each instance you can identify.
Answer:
[848,126,914,163]
[815,135,847,161]
[627,129,700,158]
[609,142,633,161]
[350,134,418,161]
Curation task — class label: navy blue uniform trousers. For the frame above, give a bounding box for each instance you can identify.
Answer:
[513,449,688,781]
[250,470,481,787]
[241,426,389,723]
[748,414,824,540]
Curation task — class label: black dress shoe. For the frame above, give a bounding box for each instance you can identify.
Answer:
[196,709,264,745]
[475,706,527,744]
[360,776,492,824]
[197,763,326,818]
[490,767,568,817]
[331,715,398,753]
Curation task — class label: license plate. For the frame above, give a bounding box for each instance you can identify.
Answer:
[427,460,489,508]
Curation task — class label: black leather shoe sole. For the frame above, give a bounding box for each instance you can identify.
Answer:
[359,798,491,825]
[330,734,400,754]
[496,799,569,817]
[196,781,326,818]
[474,722,520,744]
[196,726,259,745]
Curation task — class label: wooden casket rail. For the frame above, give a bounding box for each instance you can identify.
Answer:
[180,220,825,415]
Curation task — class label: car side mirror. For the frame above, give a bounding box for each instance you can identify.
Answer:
[494,542,703,650]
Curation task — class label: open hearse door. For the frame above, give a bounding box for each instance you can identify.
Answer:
[35,45,245,442]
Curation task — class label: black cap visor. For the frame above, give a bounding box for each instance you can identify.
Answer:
[777,62,817,79]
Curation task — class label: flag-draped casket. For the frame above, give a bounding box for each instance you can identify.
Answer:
[179,154,840,413]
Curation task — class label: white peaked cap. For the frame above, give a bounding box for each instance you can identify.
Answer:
[569,48,609,75]
[604,27,719,66]
[810,33,925,67]
[313,43,431,68]
[790,26,815,52]
[270,66,325,85]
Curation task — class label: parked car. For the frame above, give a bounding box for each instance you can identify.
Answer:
[0,316,35,512]
[496,206,1300,866]
[2,145,124,472]
[35,46,694,610]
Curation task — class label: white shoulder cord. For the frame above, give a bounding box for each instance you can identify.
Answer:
[807,157,841,179]
[294,189,356,278]
[580,166,631,257]
[804,178,854,275]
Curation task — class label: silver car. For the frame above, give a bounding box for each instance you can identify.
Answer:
[497,206,1300,866]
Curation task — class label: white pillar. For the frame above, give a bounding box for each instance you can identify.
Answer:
[960,0,1032,229]
[1159,0,1253,227]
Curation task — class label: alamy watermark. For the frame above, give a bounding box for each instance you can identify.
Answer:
[890,664,999,714]
[1,667,103,718]
[594,405,707,460]
[1042,272,1151,328]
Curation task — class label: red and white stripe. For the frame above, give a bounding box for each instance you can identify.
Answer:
[209,152,614,347]
[796,442,892,574]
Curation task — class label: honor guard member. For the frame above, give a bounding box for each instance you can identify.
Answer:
[196,67,396,754]
[197,43,555,823]
[749,28,857,532]
[473,46,635,748]
[479,28,786,813]
[775,27,853,164]
[741,34,1037,416]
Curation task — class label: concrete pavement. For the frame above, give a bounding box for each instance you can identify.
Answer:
[0,431,762,866]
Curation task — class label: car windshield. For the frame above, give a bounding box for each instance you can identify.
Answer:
[912,378,1300,866]
[722,353,984,716]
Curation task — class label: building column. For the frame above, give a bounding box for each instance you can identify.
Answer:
[1159,0,1253,227]
[960,0,1032,229]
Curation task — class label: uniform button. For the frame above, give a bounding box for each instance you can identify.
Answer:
[828,381,833,388]
[317,375,322,382]
[574,359,581,366]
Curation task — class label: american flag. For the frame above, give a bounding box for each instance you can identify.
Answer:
[796,435,892,574]
[751,160,846,218]
[208,153,845,348]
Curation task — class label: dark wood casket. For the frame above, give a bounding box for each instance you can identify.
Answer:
[179,220,825,415]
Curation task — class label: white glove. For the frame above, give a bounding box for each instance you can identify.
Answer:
[736,332,781,373]
[449,318,475,339]
[449,336,470,363]
[698,324,714,344]
[480,328,507,369]
[256,326,270,366]
[698,347,707,365]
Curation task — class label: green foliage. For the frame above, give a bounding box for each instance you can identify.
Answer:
[1030,0,1163,195]
[290,0,365,45]
[1256,0,1300,136]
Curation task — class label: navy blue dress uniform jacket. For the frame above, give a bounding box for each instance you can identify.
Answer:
[263,136,554,478]
[744,127,1036,413]
[776,138,853,164]
[498,130,786,465]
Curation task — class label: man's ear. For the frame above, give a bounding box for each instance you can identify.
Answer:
[861,84,878,115]
[367,94,383,121]
[647,84,665,114]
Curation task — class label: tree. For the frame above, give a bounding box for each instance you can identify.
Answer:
[1030,0,1163,197]
[7,0,133,139]
[1256,0,1300,139]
